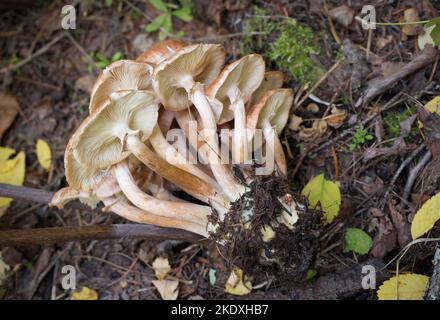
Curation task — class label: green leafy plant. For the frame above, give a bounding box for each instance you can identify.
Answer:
[349,126,374,151]
[86,52,123,73]
[241,6,323,85]
[146,0,193,40]
[344,228,373,255]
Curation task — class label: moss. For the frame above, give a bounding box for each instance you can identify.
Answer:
[241,6,323,85]
[383,105,416,138]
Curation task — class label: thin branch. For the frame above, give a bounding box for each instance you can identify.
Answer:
[0,183,202,246]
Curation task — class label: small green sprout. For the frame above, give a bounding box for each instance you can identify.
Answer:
[86,51,123,73]
[349,126,374,151]
[146,0,193,40]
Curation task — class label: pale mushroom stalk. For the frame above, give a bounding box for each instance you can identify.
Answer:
[125,133,229,211]
[102,197,208,237]
[262,121,287,175]
[113,161,210,226]
[149,125,220,188]
[181,79,247,202]
[228,90,248,164]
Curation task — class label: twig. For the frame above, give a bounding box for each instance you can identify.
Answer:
[0,32,66,74]
[355,46,438,108]
[0,183,202,246]
[379,144,426,210]
[296,59,343,108]
[0,224,202,247]
[403,150,432,201]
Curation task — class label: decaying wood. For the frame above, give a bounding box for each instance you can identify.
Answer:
[0,183,203,246]
[355,46,438,108]
[425,248,440,300]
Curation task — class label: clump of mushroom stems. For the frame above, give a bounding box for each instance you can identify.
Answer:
[53,41,295,237]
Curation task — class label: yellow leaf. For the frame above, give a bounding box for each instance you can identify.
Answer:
[424,96,440,114]
[301,173,341,223]
[152,279,179,300]
[224,268,252,296]
[70,286,99,300]
[0,149,25,208]
[152,257,171,280]
[377,274,429,300]
[36,139,52,171]
[0,147,16,161]
[411,192,440,239]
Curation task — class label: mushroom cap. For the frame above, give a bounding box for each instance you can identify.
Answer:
[65,141,118,196]
[206,54,265,124]
[89,60,153,113]
[152,44,225,111]
[73,90,159,169]
[136,39,187,65]
[249,71,284,107]
[247,88,293,137]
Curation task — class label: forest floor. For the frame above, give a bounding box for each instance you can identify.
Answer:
[1,0,440,300]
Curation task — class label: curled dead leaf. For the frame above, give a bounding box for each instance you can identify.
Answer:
[298,119,328,141]
[152,257,171,280]
[0,93,19,140]
[288,114,303,131]
[401,8,421,37]
[152,279,179,300]
[323,107,347,128]
[328,5,354,28]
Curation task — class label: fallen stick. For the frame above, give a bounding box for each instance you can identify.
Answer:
[355,46,438,108]
[425,247,440,300]
[0,183,202,246]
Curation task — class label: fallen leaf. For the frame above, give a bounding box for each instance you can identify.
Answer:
[288,114,303,131]
[401,8,421,37]
[301,173,341,223]
[152,257,171,280]
[74,75,95,94]
[0,147,26,208]
[298,119,328,141]
[224,268,252,296]
[388,201,411,247]
[418,103,440,158]
[344,228,373,255]
[323,106,347,128]
[70,286,99,300]
[0,93,19,140]
[418,24,436,50]
[411,191,440,239]
[370,208,397,258]
[36,139,52,171]
[329,5,354,28]
[377,274,429,300]
[152,279,179,300]
[0,252,10,285]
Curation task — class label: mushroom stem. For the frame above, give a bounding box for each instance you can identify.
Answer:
[262,121,287,175]
[149,125,220,187]
[126,134,229,208]
[230,97,248,164]
[189,83,248,201]
[102,197,208,237]
[113,161,210,226]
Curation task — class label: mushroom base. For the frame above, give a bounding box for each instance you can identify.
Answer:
[208,173,323,283]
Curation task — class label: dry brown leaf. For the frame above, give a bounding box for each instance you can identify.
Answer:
[0,93,19,140]
[298,119,328,141]
[329,5,354,28]
[323,107,347,128]
[152,279,179,300]
[401,8,421,37]
[370,208,397,258]
[288,114,303,131]
[152,257,171,280]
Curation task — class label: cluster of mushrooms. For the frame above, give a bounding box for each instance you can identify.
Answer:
[51,40,299,243]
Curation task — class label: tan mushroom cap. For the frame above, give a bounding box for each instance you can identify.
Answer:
[73,90,158,169]
[207,54,265,124]
[89,60,153,113]
[136,39,187,65]
[152,44,225,111]
[249,71,284,108]
[247,89,294,138]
